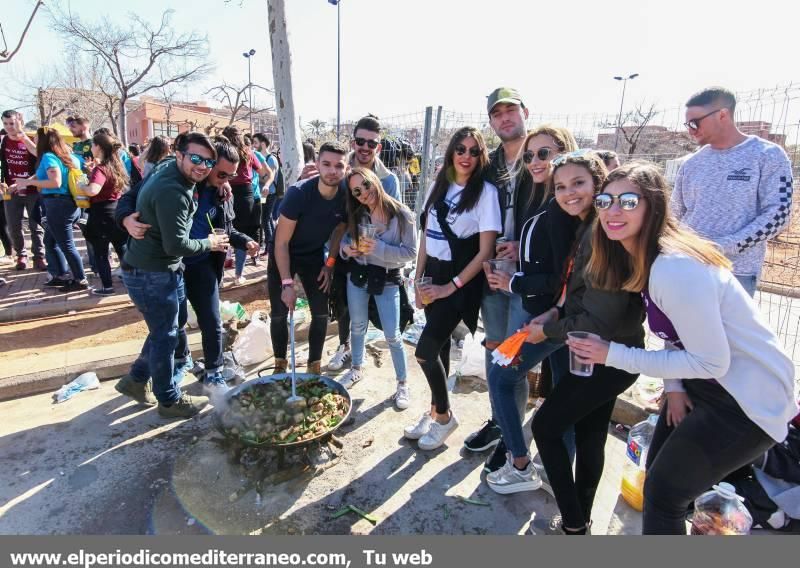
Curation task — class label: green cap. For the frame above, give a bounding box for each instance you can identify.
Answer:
[487,87,524,114]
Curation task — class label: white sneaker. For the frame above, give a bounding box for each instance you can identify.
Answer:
[234,276,246,286]
[338,368,363,389]
[404,413,433,440]
[327,344,351,371]
[418,412,459,450]
[393,382,410,410]
[487,456,542,494]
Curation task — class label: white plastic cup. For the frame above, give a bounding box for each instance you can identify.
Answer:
[567,331,600,377]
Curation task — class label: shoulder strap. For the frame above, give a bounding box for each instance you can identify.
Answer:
[433,198,460,248]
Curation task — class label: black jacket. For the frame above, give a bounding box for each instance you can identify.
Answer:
[511,198,580,317]
[542,223,645,348]
[485,145,544,239]
[115,179,253,282]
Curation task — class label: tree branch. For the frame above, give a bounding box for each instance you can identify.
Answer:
[0,0,44,64]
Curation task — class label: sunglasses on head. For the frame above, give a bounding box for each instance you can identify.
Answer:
[186,153,217,169]
[454,144,481,158]
[522,147,556,164]
[683,108,722,131]
[551,148,594,168]
[350,178,372,198]
[594,192,641,211]
[354,137,379,149]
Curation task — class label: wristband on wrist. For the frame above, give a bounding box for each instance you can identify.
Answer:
[452,276,463,289]
[325,256,336,268]
[281,278,293,287]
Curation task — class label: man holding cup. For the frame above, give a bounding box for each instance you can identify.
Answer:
[116,133,229,419]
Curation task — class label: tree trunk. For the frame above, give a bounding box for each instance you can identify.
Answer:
[118,97,128,145]
[37,88,46,126]
[268,0,302,186]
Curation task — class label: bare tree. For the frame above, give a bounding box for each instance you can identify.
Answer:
[619,103,659,156]
[205,81,273,127]
[157,84,181,137]
[0,1,44,64]
[307,119,328,138]
[50,6,212,144]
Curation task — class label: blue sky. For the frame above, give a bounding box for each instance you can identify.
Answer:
[1,0,798,125]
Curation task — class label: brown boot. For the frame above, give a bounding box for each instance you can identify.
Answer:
[272,358,288,374]
[307,360,321,375]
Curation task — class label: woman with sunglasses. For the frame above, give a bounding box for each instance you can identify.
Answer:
[13,127,86,292]
[487,152,645,535]
[221,126,271,285]
[481,125,579,473]
[567,161,797,535]
[404,126,500,450]
[337,167,417,407]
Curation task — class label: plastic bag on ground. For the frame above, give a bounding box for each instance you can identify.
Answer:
[53,372,100,403]
[220,301,248,322]
[221,352,246,383]
[456,332,486,380]
[232,310,271,366]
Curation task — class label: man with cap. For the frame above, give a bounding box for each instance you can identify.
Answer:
[463,87,539,471]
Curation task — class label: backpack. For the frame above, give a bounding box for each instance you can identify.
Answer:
[271,153,286,198]
[67,166,91,209]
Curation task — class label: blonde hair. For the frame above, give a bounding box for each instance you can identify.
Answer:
[586,161,732,292]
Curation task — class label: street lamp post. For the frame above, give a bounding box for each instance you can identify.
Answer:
[329,0,341,139]
[243,48,256,133]
[613,73,639,152]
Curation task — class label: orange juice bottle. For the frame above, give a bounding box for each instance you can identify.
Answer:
[620,414,659,511]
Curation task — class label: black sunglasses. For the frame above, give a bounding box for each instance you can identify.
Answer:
[354,137,379,149]
[215,170,236,180]
[455,144,481,158]
[594,192,641,211]
[684,109,722,131]
[522,147,556,164]
[186,153,217,169]
[350,178,372,198]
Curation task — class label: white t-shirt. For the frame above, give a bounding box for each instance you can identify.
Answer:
[424,181,501,261]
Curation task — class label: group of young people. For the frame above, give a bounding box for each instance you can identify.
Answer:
[5,82,797,535]
[268,86,796,535]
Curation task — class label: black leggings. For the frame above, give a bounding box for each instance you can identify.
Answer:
[415,290,459,415]
[86,202,126,289]
[0,203,11,256]
[267,253,329,364]
[232,183,262,243]
[333,267,350,347]
[643,380,775,534]
[532,364,638,529]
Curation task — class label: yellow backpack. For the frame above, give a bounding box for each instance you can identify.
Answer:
[67,167,91,209]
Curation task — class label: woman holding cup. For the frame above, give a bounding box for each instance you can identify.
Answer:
[485,152,645,536]
[481,125,579,473]
[338,167,417,409]
[567,162,797,534]
[405,127,501,450]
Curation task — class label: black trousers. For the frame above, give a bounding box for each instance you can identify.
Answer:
[532,364,638,529]
[267,252,329,364]
[332,265,351,347]
[86,201,126,289]
[184,258,223,373]
[643,380,775,534]
[0,203,11,255]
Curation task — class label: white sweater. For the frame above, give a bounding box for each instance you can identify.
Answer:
[606,253,797,442]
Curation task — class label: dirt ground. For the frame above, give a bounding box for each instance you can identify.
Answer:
[0,284,268,366]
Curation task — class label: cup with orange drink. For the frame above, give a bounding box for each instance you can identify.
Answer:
[415,276,433,306]
[357,223,377,254]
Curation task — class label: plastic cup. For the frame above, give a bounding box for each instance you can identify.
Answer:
[0,183,10,201]
[213,228,226,236]
[488,258,515,295]
[567,331,600,377]
[416,276,433,306]
[358,223,377,253]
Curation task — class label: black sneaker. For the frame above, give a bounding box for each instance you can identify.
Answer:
[463,419,502,452]
[43,277,71,288]
[484,439,508,473]
[92,287,116,296]
[58,279,89,293]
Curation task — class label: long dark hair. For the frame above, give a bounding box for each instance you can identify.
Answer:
[221,125,250,166]
[143,135,171,164]
[92,132,129,192]
[345,167,410,243]
[35,127,73,169]
[424,126,489,215]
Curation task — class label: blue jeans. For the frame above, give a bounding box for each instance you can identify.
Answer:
[122,268,185,404]
[184,259,223,373]
[42,196,85,281]
[482,291,530,421]
[734,274,758,297]
[489,339,564,458]
[347,279,407,381]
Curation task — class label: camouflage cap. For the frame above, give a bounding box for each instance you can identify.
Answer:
[487,87,524,114]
